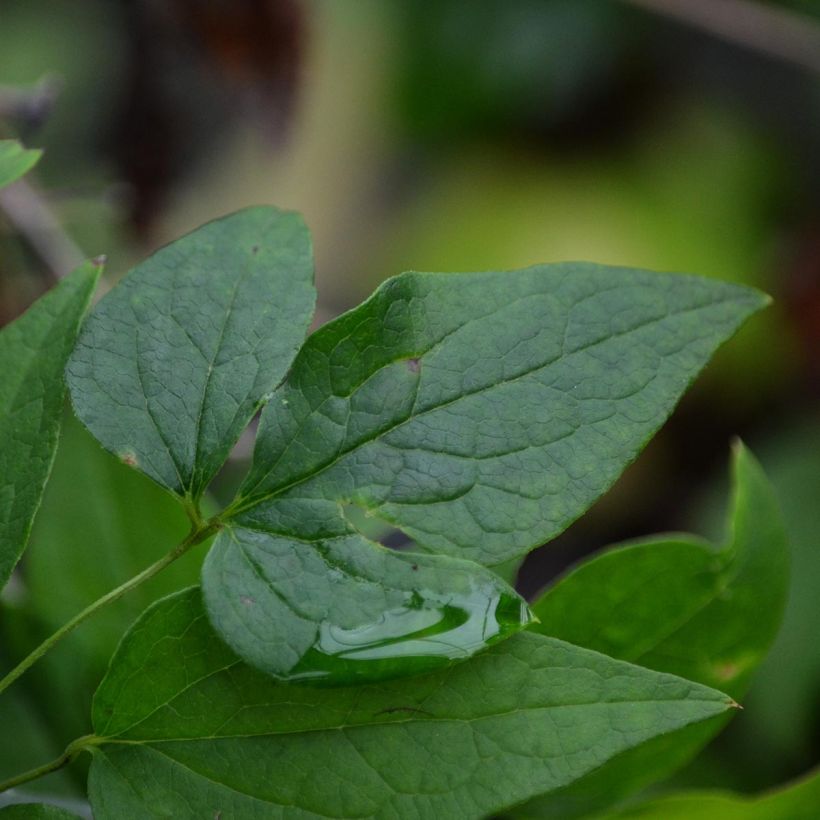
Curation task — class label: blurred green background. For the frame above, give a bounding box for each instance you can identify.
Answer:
[0,0,818,812]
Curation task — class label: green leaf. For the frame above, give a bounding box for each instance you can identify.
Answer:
[203,526,531,683]
[206,264,766,682]
[0,140,41,189]
[1,415,205,746]
[66,207,315,500]
[533,442,787,691]
[85,588,735,820]
[236,266,765,566]
[611,768,820,819]
[515,443,788,818]
[708,420,820,782]
[25,414,202,663]
[0,260,102,590]
[0,805,82,819]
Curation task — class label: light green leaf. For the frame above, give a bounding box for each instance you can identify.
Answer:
[0,140,41,189]
[0,260,102,590]
[25,414,202,662]
[66,207,315,500]
[206,264,766,681]
[0,805,82,819]
[85,588,734,820]
[1,415,206,745]
[612,768,820,819]
[515,443,788,818]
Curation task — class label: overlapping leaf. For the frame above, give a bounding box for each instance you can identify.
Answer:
[83,587,734,820]
[0,260,101,590]
[206,264,766,680]
[66,206,315,500]
[515,443,788,818]
[612,768,820,819]
[0,140,41,189]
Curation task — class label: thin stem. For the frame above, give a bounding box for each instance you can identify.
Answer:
[0,179,85,281]
[623,0,820,74]
[0,522,219,697]
[0,735,96,794]
[0,752,72,793]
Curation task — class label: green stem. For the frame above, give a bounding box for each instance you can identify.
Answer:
[0,521,219,697]
[0,752,72,794]
[0,735,97,794]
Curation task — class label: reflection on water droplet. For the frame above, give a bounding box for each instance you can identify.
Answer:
[284,584,531,686]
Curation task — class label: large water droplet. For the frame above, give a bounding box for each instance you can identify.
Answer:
[284,583,532,685]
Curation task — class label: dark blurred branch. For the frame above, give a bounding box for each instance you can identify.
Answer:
[624,0,820,74]
[0,180,84,280]
[0,76,62,132]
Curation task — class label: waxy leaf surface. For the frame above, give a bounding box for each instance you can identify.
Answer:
[206,264,765,681]
[0,260,101,590]
[86,588,734,820]
[613,768,820,820]
[0,140,41,189]
[516,443,788,818]
[66,207,315,499]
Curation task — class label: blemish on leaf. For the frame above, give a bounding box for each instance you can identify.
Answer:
[411,564,418,571]
[251,245,259,255]
[406,357,421,373]
[119,450,138,467]
[375,705,433,717]
[715,662,740,681]
[240,596,255,606]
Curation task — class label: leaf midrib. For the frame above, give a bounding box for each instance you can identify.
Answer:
[101,695,729,745]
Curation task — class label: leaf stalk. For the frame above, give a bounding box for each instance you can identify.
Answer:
[0,520,219,698]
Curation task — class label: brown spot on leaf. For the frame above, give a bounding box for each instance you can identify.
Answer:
[251,245,259,254]
[715,662,740,681]
[375,705,433,718]
[119,450,138,467]
[406,357,420,373]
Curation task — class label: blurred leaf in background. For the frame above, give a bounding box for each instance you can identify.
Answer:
[0,415,207,783]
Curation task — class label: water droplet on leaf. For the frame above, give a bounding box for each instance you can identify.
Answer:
[282,582,532,685]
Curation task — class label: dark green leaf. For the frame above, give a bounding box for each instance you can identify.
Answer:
[0,261,102,590]
[237,266,765,567]
[202,526,531,683]
[708,420,820,783]
[612,768,820,819]
[533,443,787,691]
[0,671,76,799]
[207,264,765,681]
[66,207,315,500]
[515,443,788,817]
[0,140,41,189]
[85,588,734,820]
[0,805,83,819]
